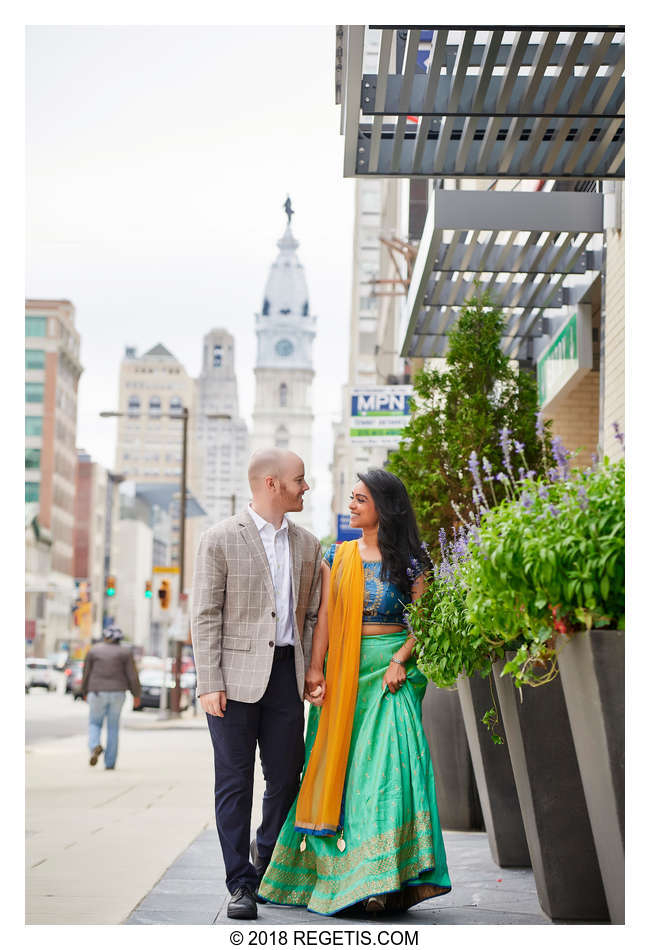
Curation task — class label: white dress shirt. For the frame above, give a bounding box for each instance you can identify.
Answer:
[248,504,295,646]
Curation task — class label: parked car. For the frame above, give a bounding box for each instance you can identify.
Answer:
[64,660,85,699]
[25,658,57,692]
[136,656,190,710]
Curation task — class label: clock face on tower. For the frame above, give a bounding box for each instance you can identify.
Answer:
[275,339,294,357]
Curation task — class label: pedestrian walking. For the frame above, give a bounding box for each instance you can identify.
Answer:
[191,449,324,920]
[81,626,141,770]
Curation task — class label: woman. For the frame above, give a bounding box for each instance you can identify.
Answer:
[258,469,451,916]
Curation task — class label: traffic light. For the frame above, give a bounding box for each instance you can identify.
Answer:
[158,579,171,609]
[105,575,116,597]
[145,580,152,599]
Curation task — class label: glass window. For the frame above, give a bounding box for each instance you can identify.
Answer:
[25,316,47,338]
[127,395,140,415]
[275,425,289,449]
[25,448,41,469]
[213,345,222,367]
[26,349,46,370]
[26,382,44,403]
[25,482,40,503]
[279,383,288,407]
[149,395,161,416]
[26,416,43,437]
[169,396,183,416]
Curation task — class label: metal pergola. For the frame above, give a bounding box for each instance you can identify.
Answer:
[340,26,625,179]
[400,188,604,361]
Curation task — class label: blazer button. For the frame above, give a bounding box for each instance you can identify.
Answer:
[269,641,274,648]
[271,611,276,618]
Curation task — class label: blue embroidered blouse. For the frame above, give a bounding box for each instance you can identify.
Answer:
[324,542,424,627]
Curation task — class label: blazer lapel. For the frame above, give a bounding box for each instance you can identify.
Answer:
[287,520,301,614]
[238,510,275,604]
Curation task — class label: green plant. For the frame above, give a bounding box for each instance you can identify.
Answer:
[464,454,625,688]
[388,288,549,546]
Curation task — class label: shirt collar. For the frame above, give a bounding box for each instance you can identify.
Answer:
[248,503,288,534]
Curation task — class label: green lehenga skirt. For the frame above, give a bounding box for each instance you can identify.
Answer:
[258,632,452,916]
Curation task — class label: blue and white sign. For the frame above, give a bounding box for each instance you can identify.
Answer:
[350,385,413,446]
[336,514,362,543]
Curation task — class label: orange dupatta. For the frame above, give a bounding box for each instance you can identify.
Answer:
[294,540,364,838]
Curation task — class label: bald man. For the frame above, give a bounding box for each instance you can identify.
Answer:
[191,449,323,919]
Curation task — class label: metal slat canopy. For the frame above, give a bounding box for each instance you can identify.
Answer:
[401,188,604,362]
[343,26,624,179]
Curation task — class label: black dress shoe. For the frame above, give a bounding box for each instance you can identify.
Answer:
[227,886,258,920]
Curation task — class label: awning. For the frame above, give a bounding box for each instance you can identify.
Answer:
[401,188,604,361]
[340,27,624,179]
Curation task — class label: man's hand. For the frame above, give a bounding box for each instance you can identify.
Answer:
[304,667,326,706]
[200,691,227,717]
[133,696,141,708]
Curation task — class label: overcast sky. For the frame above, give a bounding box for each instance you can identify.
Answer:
[26,25,355,537]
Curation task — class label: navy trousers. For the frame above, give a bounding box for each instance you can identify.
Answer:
[206,646,305,893]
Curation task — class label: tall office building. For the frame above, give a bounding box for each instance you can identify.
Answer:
[114,344,204,587]
[73,451,110,642]
[196,329,249,525]
[25,299,83,653]
[251,204,317,531]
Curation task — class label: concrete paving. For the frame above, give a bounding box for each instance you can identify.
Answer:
[126,826,551,926]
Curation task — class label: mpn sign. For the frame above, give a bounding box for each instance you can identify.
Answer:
[350,386,412,445]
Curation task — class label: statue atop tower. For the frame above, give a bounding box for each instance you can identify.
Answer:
[251,201,317,531]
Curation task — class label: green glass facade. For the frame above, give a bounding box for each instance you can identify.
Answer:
[26,316,47,338]
[26,416,43,437]
[26,382,44,403]
[25,482,40,503]
[25,448,41,470]
[26,349,46,370]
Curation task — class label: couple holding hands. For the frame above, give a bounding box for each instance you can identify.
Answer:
[191,448,450,919]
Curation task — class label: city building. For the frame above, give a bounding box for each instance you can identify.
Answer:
[112,482,155,652]
[251,202,317,531]
[73,451,111,643]
[25,505,52,657]
[195,329,249,525]
[114,343,205,591]
[25,298,83,654]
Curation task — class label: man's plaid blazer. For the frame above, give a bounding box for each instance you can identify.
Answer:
[190,508,322,702]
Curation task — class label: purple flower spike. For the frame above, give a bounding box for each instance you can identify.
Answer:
[496,471,508,484]
[482,456,492,475]
[551,436,570,480]
[527,470,537,479]
[514,440,525,454]
[548,504,559,518]
[499,427,513,474]
[535,410,544,440]
[521,492,533,508]
[538,483,549,501]
[468,450,483,493]
[518,467,525,480]
[438,527,446,553]
[612,421,625,450]
[578,485,588,510]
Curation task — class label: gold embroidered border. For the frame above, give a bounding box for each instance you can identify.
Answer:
[259,811,449,915]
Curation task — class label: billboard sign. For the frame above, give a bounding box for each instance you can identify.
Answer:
[349,386,413,445]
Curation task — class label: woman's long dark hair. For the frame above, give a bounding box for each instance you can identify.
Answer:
[357,469,431,600]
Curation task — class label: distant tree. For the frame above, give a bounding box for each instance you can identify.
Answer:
[388,289,550,547]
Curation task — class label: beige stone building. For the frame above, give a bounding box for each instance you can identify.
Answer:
[114,344,205,594]
[25,298,83,654]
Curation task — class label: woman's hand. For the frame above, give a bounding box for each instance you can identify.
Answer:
[382,660,407,694]
[304,666,326,706]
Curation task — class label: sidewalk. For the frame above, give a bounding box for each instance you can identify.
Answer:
[27,707,550,926]
[26,708,215,924]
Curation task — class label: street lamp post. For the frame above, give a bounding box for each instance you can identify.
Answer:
[100,406,232,714]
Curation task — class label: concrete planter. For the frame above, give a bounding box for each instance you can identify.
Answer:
[421,683,483,830]
[493,656,609,921]
[556,629,624,924]
[457,673,530,867]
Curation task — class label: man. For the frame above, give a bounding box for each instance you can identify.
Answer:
[191,449,323,920]
[81,627,141,770]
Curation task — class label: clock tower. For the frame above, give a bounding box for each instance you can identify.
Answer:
[251,199,317,531]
